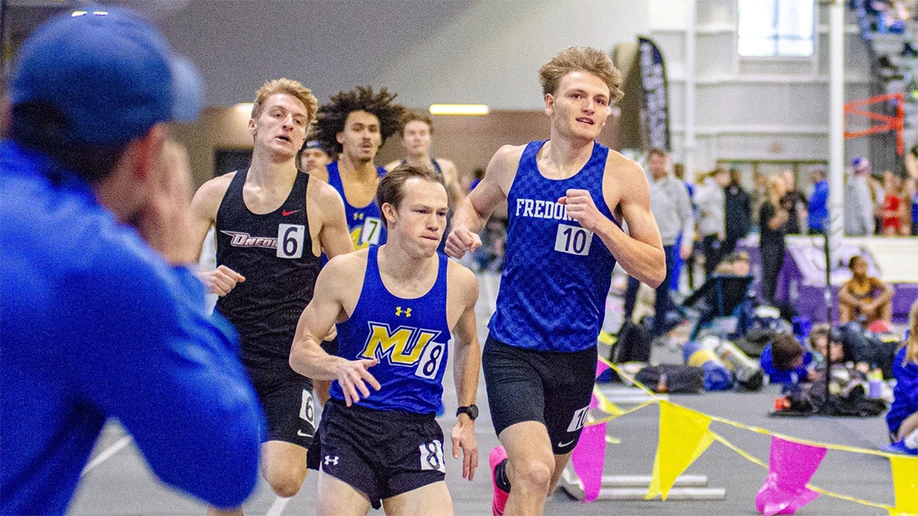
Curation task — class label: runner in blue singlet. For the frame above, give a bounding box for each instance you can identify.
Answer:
[445,47,666,516]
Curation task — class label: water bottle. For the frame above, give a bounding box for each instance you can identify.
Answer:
[868,370,883,399]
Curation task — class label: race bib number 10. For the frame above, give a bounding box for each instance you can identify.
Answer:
[554,224,592,256]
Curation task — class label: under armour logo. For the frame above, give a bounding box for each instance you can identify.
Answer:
[353,213,364,221]
[395,306,412,317]
[324,455,339,466]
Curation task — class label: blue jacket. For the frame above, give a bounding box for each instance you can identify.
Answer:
[0,142,265,514]
[808,180,829,232]
[887,346,918,435]
[760,342,812,386]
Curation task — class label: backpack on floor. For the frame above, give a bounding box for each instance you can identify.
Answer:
[612,320,652,363]
[635,364,705,393]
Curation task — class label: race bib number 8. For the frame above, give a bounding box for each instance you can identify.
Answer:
[359,217,382,247]
[554,224,593,256]
[415,342,446,380]
[277,224,305,259]
[419,440,446,472]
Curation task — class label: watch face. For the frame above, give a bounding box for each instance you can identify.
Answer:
[458,405,478,420]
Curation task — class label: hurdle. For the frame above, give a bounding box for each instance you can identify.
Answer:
[559,467,727,501]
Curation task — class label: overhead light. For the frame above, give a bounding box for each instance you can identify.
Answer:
[428,104,489,116]
[71,11,108,17]
[234,102,254,114]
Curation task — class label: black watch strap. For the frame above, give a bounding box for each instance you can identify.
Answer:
[456,404,479,420]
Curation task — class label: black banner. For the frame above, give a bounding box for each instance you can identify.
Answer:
[638,36,671,152]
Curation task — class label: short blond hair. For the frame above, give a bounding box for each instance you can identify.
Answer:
[539,47,624,103]
[251,78,318,126]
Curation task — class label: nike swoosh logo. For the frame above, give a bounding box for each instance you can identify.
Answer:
[297,430,313,437]
[282,209,300,216]
[558,439,576,448]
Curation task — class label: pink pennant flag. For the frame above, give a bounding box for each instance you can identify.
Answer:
[571,421,608,503]
[595,359,610,379]
[756,436,827,515]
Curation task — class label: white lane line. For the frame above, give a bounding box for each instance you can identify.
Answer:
[264,496,291,516]
[81,435,133,477]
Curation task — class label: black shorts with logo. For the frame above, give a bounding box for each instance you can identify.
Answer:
[307,400,446,509]
[251,372,317,448]
[483,335,597,454]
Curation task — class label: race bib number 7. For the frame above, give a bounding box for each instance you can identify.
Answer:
[359,217,382,247]
[554,224,593,256]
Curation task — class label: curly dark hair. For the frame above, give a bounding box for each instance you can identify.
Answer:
[313,86,406,155]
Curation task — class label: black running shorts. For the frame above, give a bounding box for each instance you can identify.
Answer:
[255,377,317,447]
[483,335,597,454]
[306,400,447,509]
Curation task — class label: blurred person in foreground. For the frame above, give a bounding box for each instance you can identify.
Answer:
[0,9,263,514]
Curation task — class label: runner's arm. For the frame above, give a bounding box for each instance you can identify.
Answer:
[290,259,379,404]
[595,160,665,287]
[316,182,355,259]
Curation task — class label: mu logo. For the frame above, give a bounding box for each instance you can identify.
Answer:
[360,323,440,365]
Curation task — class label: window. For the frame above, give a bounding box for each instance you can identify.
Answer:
[737,0,815,57]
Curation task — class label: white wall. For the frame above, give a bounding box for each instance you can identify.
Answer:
[646,0,874,174]
[153,0,649,110]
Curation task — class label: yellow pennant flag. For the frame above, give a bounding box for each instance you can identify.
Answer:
[647,401,715,500]
[890,456,918,515]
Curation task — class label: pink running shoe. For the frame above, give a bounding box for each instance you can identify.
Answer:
[489,446,510,516]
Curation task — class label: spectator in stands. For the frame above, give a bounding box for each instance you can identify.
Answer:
[780,169,808,235]
[881,170,906,235]
[724,168,751,256]
[807,169,830,235]
[695,168,729,277]
[623,148,694,339]
[808,325,845,369]
[671,162,696,291]
[844,157,876,236]
[882,300,918,455]
[750,171,768,232]
[909,177,918,236]
[839,255,895,325]
[759,176,790,305]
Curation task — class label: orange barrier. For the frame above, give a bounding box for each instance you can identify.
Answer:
[844,92,905,155]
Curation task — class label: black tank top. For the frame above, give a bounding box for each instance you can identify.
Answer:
[215,169,321,384]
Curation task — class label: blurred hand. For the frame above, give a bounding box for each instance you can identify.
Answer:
[199,265,245,296]
[135,141,198,265]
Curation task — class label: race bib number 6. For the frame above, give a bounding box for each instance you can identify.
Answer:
[278,224,305,259]
[554,224,593,256]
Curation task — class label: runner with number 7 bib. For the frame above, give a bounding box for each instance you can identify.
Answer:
[445,47,666,516]
[291,165,481,516]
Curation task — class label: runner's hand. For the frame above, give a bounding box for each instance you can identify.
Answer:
[199,265,245,296]
[445,227,481,259]
[559,189,604,233]
[335,359,380,406]
[451,416,478,480]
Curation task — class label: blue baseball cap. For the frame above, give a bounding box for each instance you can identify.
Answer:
[9,7,203,146]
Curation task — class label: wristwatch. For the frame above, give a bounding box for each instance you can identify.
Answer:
[456,404,479,420]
